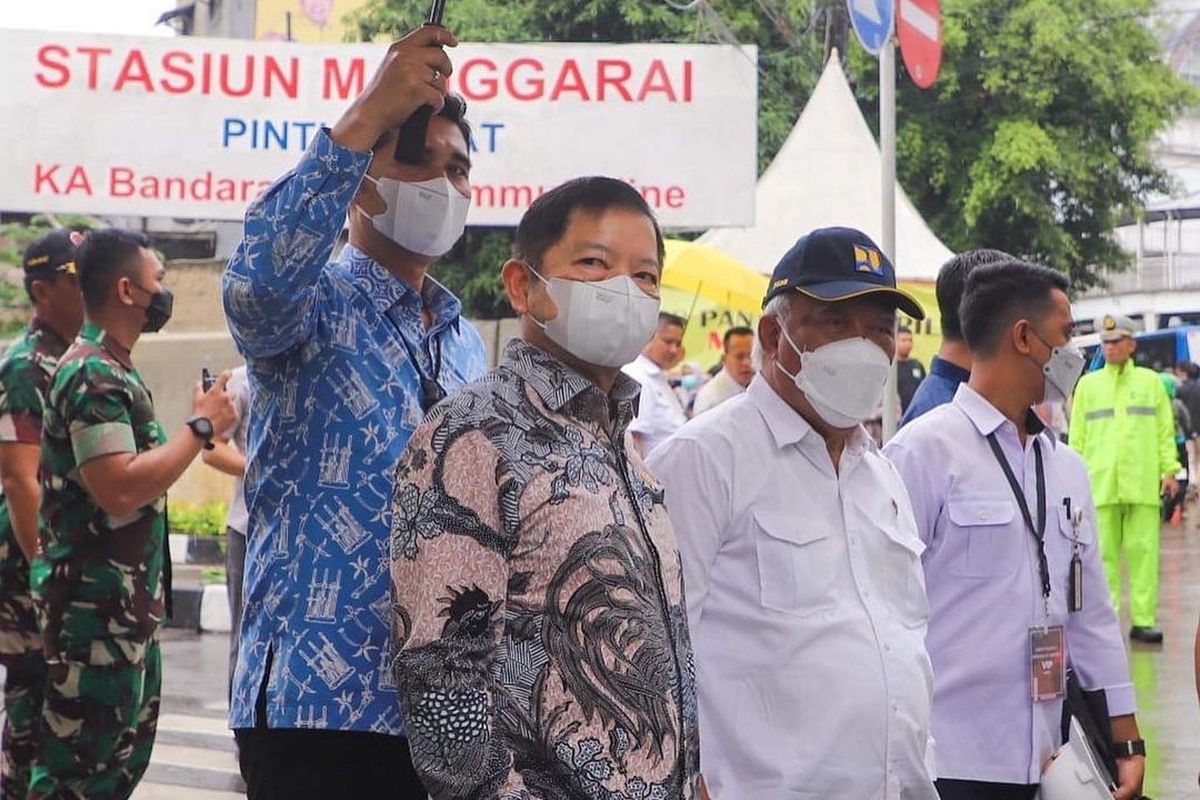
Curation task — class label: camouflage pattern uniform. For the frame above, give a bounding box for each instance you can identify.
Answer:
[29,321,166,800]
[0,319,69,800]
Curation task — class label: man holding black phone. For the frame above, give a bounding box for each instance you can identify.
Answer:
[31,228,237,799]
[223,20,487,799]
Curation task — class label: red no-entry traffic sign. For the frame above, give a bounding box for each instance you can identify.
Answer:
[897,0,942,89]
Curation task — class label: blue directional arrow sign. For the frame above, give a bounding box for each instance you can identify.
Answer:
[848,0,895,56]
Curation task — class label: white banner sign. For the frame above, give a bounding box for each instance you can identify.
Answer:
[0,30,758,227]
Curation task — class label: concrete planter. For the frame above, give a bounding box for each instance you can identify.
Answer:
[167,583,232,633]
[165,586,203,631]
[200,584,232,633]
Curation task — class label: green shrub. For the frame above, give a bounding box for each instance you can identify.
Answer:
[201,567,227,585]
[169,501,228,536]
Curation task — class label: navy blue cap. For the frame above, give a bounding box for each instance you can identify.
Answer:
[22,229,80,275]
[763,226,925,320]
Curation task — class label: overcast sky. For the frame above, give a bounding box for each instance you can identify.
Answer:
[0,0,174,37]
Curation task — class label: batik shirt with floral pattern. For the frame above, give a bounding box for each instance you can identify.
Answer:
[390,340,701,800]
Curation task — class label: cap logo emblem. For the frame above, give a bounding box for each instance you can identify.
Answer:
[854,245,884,276]
[772,278,789,289]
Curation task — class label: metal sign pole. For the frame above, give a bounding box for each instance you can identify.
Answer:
[881,33,899,441]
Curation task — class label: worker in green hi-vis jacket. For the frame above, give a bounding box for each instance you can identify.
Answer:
[1070,314,1180,645]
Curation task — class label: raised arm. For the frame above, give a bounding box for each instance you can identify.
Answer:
[76,372,236,519]
[223,26,458,359]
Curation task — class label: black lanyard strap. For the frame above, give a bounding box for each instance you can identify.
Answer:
[985,433,1050,603]
[397,327,446,413]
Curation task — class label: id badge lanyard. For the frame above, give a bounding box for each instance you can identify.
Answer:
[1063,498,1084,613]
[985,433,1051,618]
[987,432,1072,702]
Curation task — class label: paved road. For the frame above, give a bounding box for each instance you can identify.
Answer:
[1128,516,1199,798]
[138,518,1200,799]
[132,630,243,800]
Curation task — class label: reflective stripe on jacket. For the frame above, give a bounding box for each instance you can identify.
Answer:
[1069,362,1180,505]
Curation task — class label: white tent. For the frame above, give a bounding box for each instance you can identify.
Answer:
[699,50,953,281]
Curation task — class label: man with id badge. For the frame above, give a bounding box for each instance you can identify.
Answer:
[885,260,1143,800]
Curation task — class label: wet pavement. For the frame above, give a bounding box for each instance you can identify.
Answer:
[1127,515,1199,798]
[136,629,242,799]
[144,516,1200,798]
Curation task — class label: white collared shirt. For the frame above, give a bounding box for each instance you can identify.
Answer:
[884,384,1135,784]
[623,353,687,454]
[692,367,747,415]
[648,376,938,800]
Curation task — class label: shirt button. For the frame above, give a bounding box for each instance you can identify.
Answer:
[977,509,989,520]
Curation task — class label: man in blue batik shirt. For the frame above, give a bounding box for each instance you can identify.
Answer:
[223,26,487,799]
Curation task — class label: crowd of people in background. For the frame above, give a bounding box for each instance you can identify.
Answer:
[0,20,1191,800]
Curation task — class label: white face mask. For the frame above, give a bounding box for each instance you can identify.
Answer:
[1030,330,1086,405]
[358,175,470,257]
[777,327,892,429]
[526,267,661,368]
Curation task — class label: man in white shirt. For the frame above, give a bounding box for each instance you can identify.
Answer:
[692,326,754,415]
[885,259,1144,800]
[649,226,938,800]
[624,312,687,454]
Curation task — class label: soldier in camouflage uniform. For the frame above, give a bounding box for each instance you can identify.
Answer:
[29,229,235,800]
[0,230,84,800]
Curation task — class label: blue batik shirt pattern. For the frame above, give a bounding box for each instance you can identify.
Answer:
[223,128,488,735]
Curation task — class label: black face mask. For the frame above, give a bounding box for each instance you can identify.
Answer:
[130,283,174,333]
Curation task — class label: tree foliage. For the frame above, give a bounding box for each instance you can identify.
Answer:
[853,0,1194,290]
[350,0,1193,312]
[0,215,98,337]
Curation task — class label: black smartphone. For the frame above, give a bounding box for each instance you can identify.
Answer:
[394,0,449,164]
[202,368,215,393]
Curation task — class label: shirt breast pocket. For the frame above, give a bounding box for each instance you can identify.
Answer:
[753,510,836,616]
[876,516,930,629]
[1056,504,1094,546]
[945,496,1019,579]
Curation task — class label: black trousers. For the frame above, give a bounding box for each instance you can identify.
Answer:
[935,779,1039,800]
[234,667,427,800]
[225,527,246,703]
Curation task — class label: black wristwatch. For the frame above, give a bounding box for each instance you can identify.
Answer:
[1112,739,1146,759]
[186,416,215,450]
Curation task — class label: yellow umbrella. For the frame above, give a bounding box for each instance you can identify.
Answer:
[661,240,767,370]
[662,239,769,315]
